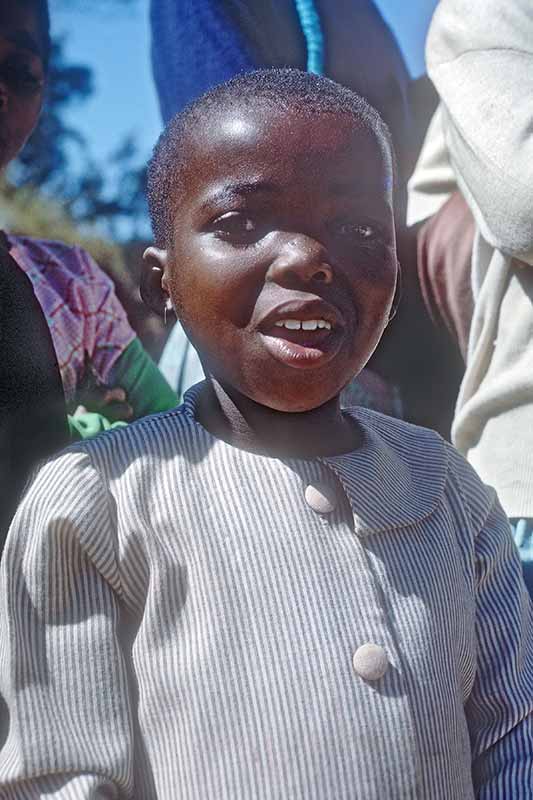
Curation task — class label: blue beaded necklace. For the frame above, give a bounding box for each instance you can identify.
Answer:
[293,0,325,75]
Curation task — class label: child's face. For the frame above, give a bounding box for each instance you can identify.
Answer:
[0,5,45,171]
[165,104,398,413]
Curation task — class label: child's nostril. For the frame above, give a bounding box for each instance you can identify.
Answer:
[314,270,328,282]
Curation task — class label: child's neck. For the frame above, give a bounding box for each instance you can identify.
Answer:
[196,378,362,459]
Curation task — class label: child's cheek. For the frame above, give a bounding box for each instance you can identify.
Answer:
[171,240,262,331]
[197,239,271,324]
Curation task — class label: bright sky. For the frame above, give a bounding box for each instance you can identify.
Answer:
[376,0,438,73]
[51,0,439,172]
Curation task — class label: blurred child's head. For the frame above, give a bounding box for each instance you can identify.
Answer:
[145,69,399,413]
[0,0,49,171]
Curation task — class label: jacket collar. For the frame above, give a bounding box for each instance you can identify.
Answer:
[183,384,448,536]
[323,408,447,536]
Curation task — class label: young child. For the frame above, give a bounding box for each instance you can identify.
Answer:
[151,0,419,419]
[1,69,532,799]
[1,0,177,437]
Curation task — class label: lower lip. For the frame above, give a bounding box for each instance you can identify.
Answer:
[259,329,341,369]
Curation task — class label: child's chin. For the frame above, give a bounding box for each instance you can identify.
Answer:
[257,389,340,414]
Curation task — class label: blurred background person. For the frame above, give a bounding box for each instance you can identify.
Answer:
[409,0,533,592]
[0,230,67,547]
[1,0,177,444]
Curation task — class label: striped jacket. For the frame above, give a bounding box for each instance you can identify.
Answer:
[1,385,532,798]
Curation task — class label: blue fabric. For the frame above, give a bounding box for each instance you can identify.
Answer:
[150,0,256,125]
[149,0,412,141]
[510,518,533,597]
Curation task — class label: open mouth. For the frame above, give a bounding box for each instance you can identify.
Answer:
[259,312,344,369]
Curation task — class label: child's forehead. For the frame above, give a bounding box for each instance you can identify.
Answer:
[194,100,383,146]
[182,103,391,190]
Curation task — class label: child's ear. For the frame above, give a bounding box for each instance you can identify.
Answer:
[141,246,170,317]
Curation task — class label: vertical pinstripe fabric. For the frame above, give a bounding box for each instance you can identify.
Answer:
[0,384,532,798]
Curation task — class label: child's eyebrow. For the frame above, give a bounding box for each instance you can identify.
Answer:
[329,177,391,196]
[200,180,279,210]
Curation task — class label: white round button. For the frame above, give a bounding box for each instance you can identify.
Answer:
[352,643,389,681]
[304,484,336,514]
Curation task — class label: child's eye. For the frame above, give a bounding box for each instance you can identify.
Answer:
[335,221,377,241]
[211,211,263,245]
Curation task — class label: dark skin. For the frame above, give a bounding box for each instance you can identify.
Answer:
[145,105,398,458]
[0,4,45,171]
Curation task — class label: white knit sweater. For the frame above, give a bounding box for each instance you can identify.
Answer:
[408,0,533,518]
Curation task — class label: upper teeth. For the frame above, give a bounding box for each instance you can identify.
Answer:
[274,319,331,331]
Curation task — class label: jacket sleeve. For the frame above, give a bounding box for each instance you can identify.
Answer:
[426,0,533,264]
[0,450,134,798]
[449,450,533,796]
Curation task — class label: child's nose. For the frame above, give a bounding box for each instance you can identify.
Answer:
[266,235,333,287]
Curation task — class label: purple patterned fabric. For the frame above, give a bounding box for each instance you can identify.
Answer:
[8,235,135,402]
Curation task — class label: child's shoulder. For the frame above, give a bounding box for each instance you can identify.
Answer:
[66,400,495,538]
[345,405,452,481]
[348,405,444,452]
[70,402,200,473]
[347,404,475,480]
[344,406,495,534]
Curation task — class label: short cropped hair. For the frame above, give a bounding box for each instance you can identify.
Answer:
[147,68,394,248]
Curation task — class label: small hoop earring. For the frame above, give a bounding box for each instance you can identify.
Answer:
[164,297,173,326]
